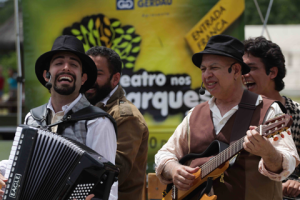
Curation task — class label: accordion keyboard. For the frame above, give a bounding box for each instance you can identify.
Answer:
[3,125,119,200]
[4,127,22,179]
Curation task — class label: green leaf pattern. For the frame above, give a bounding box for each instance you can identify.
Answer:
[64,15,141,69]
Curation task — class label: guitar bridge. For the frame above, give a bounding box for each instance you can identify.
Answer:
[220,173,224,183]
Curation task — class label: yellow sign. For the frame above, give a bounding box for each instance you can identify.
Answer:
[185,0,245,53]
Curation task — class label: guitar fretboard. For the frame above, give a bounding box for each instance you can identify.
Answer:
[200,126,264,178]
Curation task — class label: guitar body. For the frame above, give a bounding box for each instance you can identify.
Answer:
[162,114,292,200]
[163,141,229,200]
[201,194,217,200]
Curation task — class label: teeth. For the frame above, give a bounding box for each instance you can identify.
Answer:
[59,76,72,81]
[207,83,215,86]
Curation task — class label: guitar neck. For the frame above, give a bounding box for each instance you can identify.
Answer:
[200,127,260,178]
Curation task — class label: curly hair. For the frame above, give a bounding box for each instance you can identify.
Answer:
[86,46,122,76]
[243,36,286,91]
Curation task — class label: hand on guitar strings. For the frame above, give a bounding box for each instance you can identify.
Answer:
[243,126,283,173]
[283,180,300,198]
[169,162,200,191]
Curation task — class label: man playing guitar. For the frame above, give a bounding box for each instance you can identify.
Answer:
[155,35,300,200]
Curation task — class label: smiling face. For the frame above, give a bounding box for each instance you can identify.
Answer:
[200,54,241,99]
[85,55,120,105]
[242,53,276,95]
[44,52,87,96]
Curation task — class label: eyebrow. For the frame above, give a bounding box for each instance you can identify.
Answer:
[246,62,256,66]
[200,63,220,68]
[51,55,81,65]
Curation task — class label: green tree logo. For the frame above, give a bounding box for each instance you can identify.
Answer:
[63,14,141,69]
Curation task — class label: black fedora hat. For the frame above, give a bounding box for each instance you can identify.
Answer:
[35,35,97,92]
[192,35,250,75]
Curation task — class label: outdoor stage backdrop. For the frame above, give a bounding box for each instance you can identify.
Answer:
[22,0,245,172]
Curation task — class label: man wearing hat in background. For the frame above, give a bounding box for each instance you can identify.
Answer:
[155,34,300,200]
[0,35,118,200]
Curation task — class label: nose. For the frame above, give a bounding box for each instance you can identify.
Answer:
[243,73,250,78]
[62,63,71,71]
[202,69,213,81]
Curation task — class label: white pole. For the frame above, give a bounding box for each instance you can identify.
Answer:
[14,0,22,125]
[253,0,271,40]
[261,0,274,37]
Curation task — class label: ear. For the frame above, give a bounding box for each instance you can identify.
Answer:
[43,70,49,82]
[111,72,121,87]
[269,67,278,79]
[81,73,88,85]
[233,63,242,76]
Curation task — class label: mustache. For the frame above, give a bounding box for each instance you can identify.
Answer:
[89,82,101,89]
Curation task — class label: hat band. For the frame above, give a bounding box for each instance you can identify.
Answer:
[205,46,242,61]
[53,46,84,54]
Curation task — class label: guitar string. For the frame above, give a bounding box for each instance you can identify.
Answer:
[201,117,287,178]
[199,122,285,178]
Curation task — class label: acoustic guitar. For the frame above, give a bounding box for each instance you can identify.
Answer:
[162,114,293,200]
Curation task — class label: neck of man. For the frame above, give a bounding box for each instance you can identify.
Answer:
[261,88,286,107]
[215,84,244,117]
[50,91,80,113]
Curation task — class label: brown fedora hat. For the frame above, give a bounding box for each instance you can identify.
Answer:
[35,35,97,92]
[192,35,250,75]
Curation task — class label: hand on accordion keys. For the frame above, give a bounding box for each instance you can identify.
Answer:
[73,194,95,200]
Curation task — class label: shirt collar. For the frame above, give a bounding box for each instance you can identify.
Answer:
[100,86,118,106]
[208,94,262,110]
[47,93,82,114]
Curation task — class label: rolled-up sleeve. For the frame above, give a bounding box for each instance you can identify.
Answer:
[258,103,300,181]
[155,112,191,184]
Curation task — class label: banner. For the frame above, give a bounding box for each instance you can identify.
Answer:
[22,0,245,172]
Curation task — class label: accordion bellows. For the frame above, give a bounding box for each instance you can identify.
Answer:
[3,125,119,200]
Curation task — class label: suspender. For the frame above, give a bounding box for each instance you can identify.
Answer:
[230,90,258,144]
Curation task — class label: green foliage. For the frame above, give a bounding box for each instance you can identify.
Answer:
[0,141,13,159]
[245,0,300,25]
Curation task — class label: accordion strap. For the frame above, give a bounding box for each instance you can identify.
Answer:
[30,104,117,137]
[30,103,49,127]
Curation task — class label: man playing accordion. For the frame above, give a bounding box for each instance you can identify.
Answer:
[0,35,118,200]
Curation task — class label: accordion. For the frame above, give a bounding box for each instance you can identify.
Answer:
[3,125,119,200]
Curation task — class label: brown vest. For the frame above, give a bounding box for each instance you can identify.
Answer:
[188,97,282,200]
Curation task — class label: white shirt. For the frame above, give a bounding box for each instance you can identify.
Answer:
[208,95,261,135]
[1,94,118,200]
[155,95,300,184]
[100,86,118,106]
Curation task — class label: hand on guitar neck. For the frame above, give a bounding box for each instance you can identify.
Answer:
[244,125,283,173]
[162,114,293,200]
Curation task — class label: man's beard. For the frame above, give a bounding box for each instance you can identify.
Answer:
[53,72,76,95]
[85,79,113,105]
